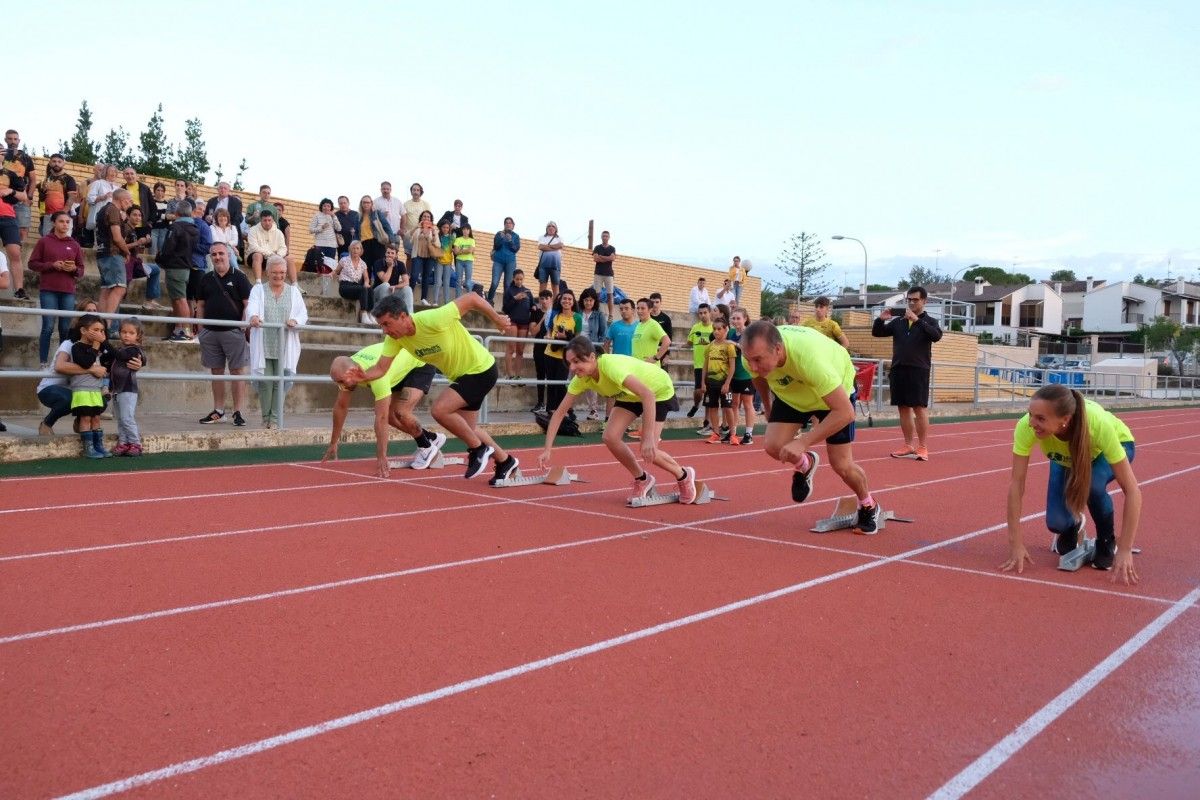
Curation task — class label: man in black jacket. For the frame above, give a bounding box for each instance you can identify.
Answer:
[158,200,199,340]
[204,181,244,227]
[872,285,942,461]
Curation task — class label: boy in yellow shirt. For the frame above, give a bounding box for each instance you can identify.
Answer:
[700,317,738,444]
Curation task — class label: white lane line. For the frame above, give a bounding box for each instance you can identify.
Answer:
[927,585,1200,800]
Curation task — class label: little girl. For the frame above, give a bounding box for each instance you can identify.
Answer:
[70,314,115,458]
[110,317,147,456]
[452,224,475,299]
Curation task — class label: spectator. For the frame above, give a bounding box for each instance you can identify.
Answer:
[29,211,84,367]
[728,256,751,304]
[244,184,278,228]
[627,297,673,439]
[209,207,241,268]
[185,181,202,205]
[356,195,393,268]
[715,278,736,307]
[196,241,253,427]
[803,296,851,348]
[436,219,456,305]
[3,129,35,248]
[410,209,441,306]
[148,182,171,256]
[688,276,711,314]
[649,292,674,342]
[591,230,617,319]
[334,240,374,323]
[203,181,243,229]
[488,216,521,304]
[96,189,134,331]
[372,242,412,313]
[35,299,100,436]
[333,195,357,255]
[686,304,715,425]
[374,182,402,246]
[70,314,116,458]
[123,205,162,311]
[578,287,608,419]
[120,168,155,221]
[0,160,30,299]
[785,306,802,325]
[727,306,758,445]
[189,202,214,312]
[872,285,942,460]
[605,297,638,356]
[700,316,738,444]
[401,182,431,263]
[544,289,581,419]
[247,255,308,428]
[158,198,198,340]
[309,198,342,260]
[85,164,119,238]
[529,289,554,413]
[452,223,476,298]
[246,209,287,283]
[536,221,564,295]
[438,199,469,234]
[502,268,535,380]
[36,153,78,237]
[164,178,189,221]
[109,317,147,456]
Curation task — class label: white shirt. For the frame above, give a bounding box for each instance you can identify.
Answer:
[375,195,403,236]
[689,286,712,313]
[211,224,239,249]
[715,288,736,306]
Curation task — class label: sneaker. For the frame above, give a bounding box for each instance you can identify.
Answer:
[626,428,641,440]
[126,444,143,457]
[1092,535,1116,570]
[464,444,495,479]
[705,432,722,444]
[728,434,741,446]
[143,300,167,311]
[13,288,29,300]
[410,431,447,470]
[1053,515,1086,555]
[695,422,713,436]
[586,409,601,421]
[890,444,918,459]
[915,446,929,461]
[677,466,698,504]
[489,455,520,486]
[199,410,225,424]
[169,331,191,342]
[232,411,246,427]
[720,425,730,436]
[791,450,821,503]
[739,433,754,446]
[719,431,733,445]
[687,404,699,418]
[111,443,131,457]
[629,472,657,502]
[855,503,881,535]
[531,404,546,414]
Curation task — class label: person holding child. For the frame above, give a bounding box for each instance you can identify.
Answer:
[70,314,116,458]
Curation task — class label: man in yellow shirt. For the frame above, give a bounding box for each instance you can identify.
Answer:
[801,297,851,349]
[323,343,440,478]
[538,335,699,504]
[741,321,880,533]
[348,292,519,483]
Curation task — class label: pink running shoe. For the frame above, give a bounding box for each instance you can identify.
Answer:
[629,473,656,502]
[677,466,697,504]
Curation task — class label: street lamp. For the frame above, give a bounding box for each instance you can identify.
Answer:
[831,235,868,309]
[948,263,980,328]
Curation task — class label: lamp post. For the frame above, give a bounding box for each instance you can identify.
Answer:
[831,235,868,309]
[948,263,980,329]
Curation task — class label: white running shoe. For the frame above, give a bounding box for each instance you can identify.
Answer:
[410,432,447,470]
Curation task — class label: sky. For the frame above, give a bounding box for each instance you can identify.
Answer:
[12,1,1199,291]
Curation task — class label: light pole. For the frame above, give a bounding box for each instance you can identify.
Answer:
[948,263,980,329]
[831,235,868,309]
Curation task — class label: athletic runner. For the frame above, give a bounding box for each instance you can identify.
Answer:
[324,344,442,477]
[538,335,698,504]
[1000,384,1141,583]
[741,321,880,533]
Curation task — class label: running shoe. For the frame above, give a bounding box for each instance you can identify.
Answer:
[410,431,447,470]
[626,428,641,440]
[232,411,247,427]
[729,435,741,447]
[915,446,929,461]
[531,404,546,414]
[890,444,918,459]
[464,444,495,478]
[1092,533,1116,571]
[740,433,754,446]
[489,455,520,486]
[143,300,167,311]
[719,431,733,445]
[629,472,657,502]
[720,425,730,436]
[199,410,225,424]
[854,503,881,535]
[705,432,722,444]
[1053,514,1087,555]
[111,443,131,457]
[677,466,697,504]
[13,288,29,300]
[791,450,821,503]
[587,409,601,421]
[126,444,143,457]
[695,422,713,436]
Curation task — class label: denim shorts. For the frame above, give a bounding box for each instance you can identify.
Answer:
[14,202,31,229]
[98,254,127,288]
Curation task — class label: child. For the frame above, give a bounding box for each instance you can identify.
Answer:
[436,220,455,305]
[70,314,116,458]
[452,223,475,300]
[686,304,714,426]
[727,307,758,444]
[701,317,739,444]
[110,317,147,456]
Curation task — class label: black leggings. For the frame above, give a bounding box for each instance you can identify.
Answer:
[533,344,547,406]
[545,356,571,417]
[339,280,371,313]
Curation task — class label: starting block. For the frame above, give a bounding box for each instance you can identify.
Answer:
[627,481,728,508]
[1057,537,1096,571]
[490,465,586,488]
[388,452,465,470]
[810,496,913,533]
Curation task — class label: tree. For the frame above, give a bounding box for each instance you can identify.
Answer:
[759,286,789,321]
[231,158,249,191]
[1049,269,1077,282]
[173,117,210,183]
[99,126,133,167]
[772,232,835,300]
[1140,317,1200,374]
[1131,273,1159,287]
[60,101,98,164]
[896,265,949,290]
[867,283,894,292]
[136,104,174,177]
[963,266,1032,285]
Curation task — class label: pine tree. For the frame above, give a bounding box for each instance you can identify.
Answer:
[231,158,248,191]
[173,118,210,183]
[99,126,133,167]
[137,104,174,177]
[59,101,98,164]
[773,232,835,300]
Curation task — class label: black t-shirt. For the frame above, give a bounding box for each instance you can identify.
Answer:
[277,216,290,236]
[372,257,406,286]
[196,269,253,328]
[592,244,616,276]
[94,203,124,257]
[652,311,674,341]
[503,283,535,325]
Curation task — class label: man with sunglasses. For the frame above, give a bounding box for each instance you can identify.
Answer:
[873,285,942,460]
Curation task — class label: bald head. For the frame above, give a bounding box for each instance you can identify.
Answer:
[330,356,359,390]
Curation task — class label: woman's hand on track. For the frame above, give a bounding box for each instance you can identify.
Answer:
[1111,550,1139,585]
[537,449,553,469]
[999,544,1033,574]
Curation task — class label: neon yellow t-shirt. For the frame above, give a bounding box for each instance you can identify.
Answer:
[568,354,675,402]
[688,322,713,368]
[349,343,426,402]
[380,301,494,381]
[748,325,856,412]
[704,341,736,381]
[1012,399,1134,468]
[453,236,475,262]
[632,318,668,361]
[802,317,845,342]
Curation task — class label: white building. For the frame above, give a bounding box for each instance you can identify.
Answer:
[962,278,1064,342]
[1049,277,1106,331]
[1160,278,1200,327]
[1081,281,1164,332]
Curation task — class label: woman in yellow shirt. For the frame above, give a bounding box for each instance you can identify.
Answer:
[1001,384,1141,583]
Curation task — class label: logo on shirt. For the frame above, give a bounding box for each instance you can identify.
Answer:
[1047,452,1070,466]
[415,345,442,358]
[775,376,795,387]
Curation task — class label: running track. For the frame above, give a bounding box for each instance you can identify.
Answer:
[2,409,1198,798]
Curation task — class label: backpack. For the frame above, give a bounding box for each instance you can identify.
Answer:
[159,221,198,270]
[302,246,326,273]
[534,409,582,437]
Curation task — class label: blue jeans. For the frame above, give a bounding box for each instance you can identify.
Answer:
[151,228,168,256]
[1046,441,1135,542]
[38,384,73,428]
[412,257,438,301]
[488,259,514,303]
[434,262,455,304]
[456,259,474,295]
[734,281,743,304]
[39,290,75,363]
[143,260,162,300]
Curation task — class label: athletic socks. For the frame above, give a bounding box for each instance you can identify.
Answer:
[860,494,876,509]
[414,430,433,448]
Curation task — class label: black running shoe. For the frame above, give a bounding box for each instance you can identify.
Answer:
[1054,515,1086,555]
[489,455,519,486]
[1092,534,1116,570]
[13,288,29,301]
[465,444,494,479]
[790,450,820,503]
[855,503,881,535]
[199,409,224,424]
[232,411,246,427]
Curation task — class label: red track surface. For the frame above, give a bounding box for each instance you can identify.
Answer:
[2,409,1197,798]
